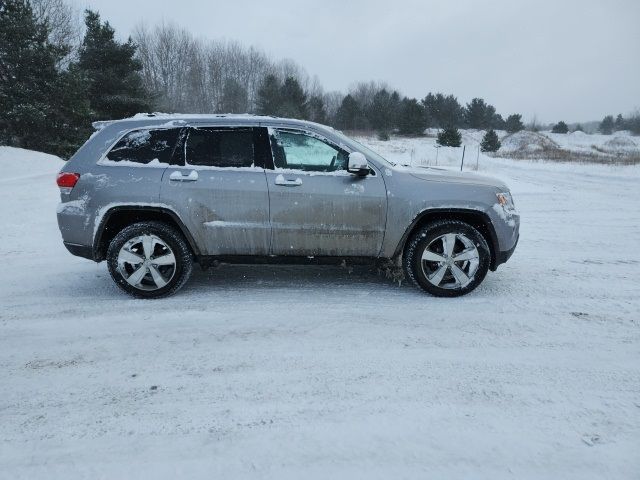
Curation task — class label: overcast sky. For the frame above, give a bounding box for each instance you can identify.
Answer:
[82,0,639,123]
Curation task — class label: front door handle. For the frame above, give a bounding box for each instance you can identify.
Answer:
[274,174,302,187]
[169,170,198,182]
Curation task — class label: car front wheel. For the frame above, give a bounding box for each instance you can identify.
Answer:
[106,221,193,298]
[403,220,490,297]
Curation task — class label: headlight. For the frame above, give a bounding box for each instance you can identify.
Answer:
[496,192,516,211]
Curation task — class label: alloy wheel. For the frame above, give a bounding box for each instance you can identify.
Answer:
[116,234,176,291]
[420,233,480,289]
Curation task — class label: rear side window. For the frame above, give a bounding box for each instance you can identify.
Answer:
[186,128,254,168]
[106,128,180,164]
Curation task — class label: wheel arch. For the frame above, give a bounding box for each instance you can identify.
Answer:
[93,206,199,261]
[393,208,499,270]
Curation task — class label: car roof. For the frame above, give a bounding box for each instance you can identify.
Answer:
[92,113,334,132]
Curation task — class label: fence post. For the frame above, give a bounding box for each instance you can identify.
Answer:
[460,145,466,171]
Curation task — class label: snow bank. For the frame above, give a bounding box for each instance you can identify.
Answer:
[500,130,559,154]
[602,136,639,152]
[0,146,64,180]
[509,130,640,161]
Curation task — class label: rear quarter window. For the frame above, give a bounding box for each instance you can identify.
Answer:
[106,128,180,165]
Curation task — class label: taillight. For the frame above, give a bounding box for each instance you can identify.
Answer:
[57,172,80,193]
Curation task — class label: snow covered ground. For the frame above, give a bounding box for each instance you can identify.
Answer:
[1,141,639,479]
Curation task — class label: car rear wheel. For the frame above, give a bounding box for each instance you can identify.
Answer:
[403,220,490,297]
[106,221,193,298]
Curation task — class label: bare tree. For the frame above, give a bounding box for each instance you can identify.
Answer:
[527,114,540,132]
[31,0,82,65]
[350,81,391,110]
[323,91,344,125]
[133,22,311,115]
[133,23,201,112]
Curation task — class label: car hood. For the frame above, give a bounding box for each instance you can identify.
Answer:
[401,166,509,190]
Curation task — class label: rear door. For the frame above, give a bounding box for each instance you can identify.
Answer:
[265,128,387,257]
[160,126,271,256]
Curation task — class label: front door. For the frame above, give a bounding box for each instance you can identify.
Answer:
[160,126,271,256]
[265,128,387,257]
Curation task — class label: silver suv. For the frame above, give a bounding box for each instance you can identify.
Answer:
[56,114,519,298]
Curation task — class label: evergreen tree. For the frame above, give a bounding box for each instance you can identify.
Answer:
[389,90,402,130]
[464,98,489,129]
[278,76,307,119]
[437,126,462,147]
[421,93,438,127]
[599,115,614,135]
[76,10,150,121]
[614,114,625,131]
[551,121,569,134]
[483,104,504,129]
[369,88,393,132]
[219,78,248,113]
[423,92,463,128]
[627,112,640,135]
[51,64,93,156]
[480,129,501,152]
[0,0,58,148]
[439,95,464,128]
[490,112,505,130]
[335,94,360,131]
[505,114,524,133]
[0,0,91,157]
[397,98,426,135]
[256,74,282,116]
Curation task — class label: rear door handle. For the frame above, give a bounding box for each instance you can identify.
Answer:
[169,170,198,182]
[274,174,302,187]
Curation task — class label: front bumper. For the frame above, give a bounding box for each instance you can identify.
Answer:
[492,233,519,270]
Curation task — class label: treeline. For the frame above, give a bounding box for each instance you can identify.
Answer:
[134,24,524,136]
[599,113,640,135]
[1,0,638,159]
[0,1,526,157]
[548,113,640,136]
[333,93,526,136]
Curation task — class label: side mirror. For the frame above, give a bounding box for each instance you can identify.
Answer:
[347,152,369,176]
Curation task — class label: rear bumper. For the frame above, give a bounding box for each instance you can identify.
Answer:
[63,242,94,261]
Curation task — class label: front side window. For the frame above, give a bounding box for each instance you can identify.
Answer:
[185,128,255,168]
[106,128,180,164]
[270,129,348,172]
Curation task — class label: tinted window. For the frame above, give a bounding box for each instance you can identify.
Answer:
[106,129,180,164]
[270,130,348,172]
[186,128,255,167]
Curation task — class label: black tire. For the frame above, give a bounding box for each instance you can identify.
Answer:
[403,220,490,297]
[106,221,193,298]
